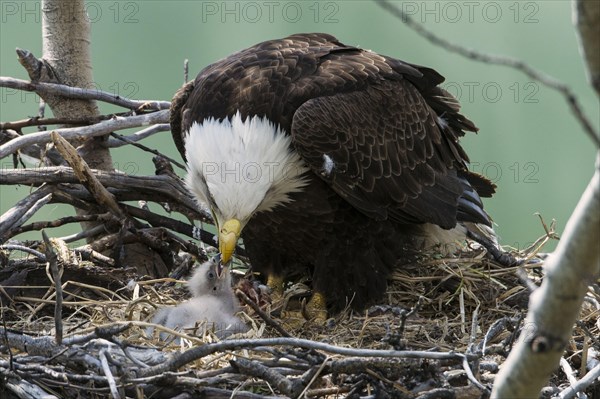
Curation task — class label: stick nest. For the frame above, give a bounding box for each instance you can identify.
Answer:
[1,229,598,398]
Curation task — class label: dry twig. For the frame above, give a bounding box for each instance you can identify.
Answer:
[376,0,600,147]
[0,76,170,111]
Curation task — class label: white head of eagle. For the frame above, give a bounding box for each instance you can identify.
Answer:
[184,111,309,262]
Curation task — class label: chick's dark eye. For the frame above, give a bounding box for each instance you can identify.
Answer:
[207,271,215,280]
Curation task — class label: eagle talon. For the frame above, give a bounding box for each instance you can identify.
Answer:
[275,292,328,329]
[266,274,285,300]
[302,292,328,323]
[263,274,287,317]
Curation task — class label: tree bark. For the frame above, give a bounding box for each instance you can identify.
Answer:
[17,0,113,240]
[15,0,169,275]
[491,3,600,396]
[38,0,113,170]
[573,0,600,97]
[491,154,600,397]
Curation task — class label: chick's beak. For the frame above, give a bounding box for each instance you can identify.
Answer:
[219,219,241,265]
[213,254,225,278]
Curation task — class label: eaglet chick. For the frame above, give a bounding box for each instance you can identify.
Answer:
[150,258,248,340]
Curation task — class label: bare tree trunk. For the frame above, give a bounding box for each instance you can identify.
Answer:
[491,154,600,397]
[15,0,168,276]
[38,0,113,169]
[491,1,600,396]
[574,0,600,97]
[16,0,113,238]
[43,0,113,244]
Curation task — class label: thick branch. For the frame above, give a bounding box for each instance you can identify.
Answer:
[491,152,600,397]
[573,0,600,96]
[0,166,193,207]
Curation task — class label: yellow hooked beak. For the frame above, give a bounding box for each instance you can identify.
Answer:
[219,219,241,264]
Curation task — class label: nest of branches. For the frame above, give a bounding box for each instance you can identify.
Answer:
[1,83,599,399]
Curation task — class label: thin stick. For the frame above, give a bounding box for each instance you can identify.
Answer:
[106,124,170,148]
[297,357,331,398]
[51,131,124,218]
[0,110,169,159]
[376,0,600,147]
[109,132,186,170]
[0,76,170,111]
[59,224,107,243]
[42,230,63,345]
[16,214,109,235]
[236,289,292,338]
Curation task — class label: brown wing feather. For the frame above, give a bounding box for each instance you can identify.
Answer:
[170,80,195,160]
[291,79,490,228]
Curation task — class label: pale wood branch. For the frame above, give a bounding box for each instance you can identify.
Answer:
[491,152,600,397]
[559,362,600,399]
[0,76,170,111]
[0,110,169,159]
[573,0,600,96]
[51,131,124,218]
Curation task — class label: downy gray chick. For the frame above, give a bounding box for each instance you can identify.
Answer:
[150,257,248,340]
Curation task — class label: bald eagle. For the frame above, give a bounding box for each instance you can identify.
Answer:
[170,33,495,315]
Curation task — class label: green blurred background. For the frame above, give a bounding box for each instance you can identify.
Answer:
[1,1,598,252]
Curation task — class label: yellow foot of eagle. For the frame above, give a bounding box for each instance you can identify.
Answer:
[266,274,285,302]
[266,274,328,325]
[302,292,328,323]
[279,292,328,328]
